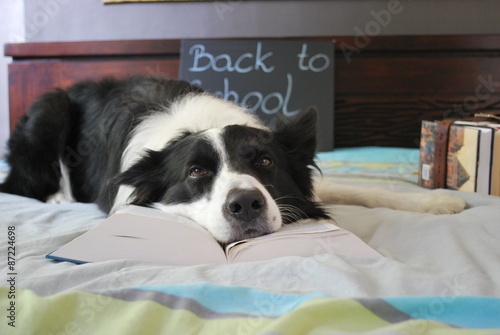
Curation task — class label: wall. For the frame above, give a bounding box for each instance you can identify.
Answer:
[23,0,500,42]
[2,0,500,157]
[1,1,24,157]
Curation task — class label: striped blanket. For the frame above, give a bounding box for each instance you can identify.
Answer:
[2,283,499,334]
[316,146,420,184]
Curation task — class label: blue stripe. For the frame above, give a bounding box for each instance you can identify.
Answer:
[384,296,500,329]
[316,147,419,164]
[134,282,328,317]
[133,283,500,328]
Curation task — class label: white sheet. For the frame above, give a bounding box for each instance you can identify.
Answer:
[1,179,499,299]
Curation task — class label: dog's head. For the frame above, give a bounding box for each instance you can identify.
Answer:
[117,108,329,244]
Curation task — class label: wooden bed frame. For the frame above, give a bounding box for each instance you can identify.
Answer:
[5,35,500,148]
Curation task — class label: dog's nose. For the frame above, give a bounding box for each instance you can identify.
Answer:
[226,189,265,222]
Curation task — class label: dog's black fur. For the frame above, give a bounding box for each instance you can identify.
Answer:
[1,76,329,242]
[1,77,204,209]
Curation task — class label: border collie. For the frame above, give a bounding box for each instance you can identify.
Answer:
[0,76,466,244]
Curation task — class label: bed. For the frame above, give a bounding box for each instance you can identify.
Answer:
[2,36,500,334]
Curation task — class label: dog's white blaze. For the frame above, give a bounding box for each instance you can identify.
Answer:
[112,94,266,213]
[121,94,265,172]
[195,129,282,242]
[154,129,282,243]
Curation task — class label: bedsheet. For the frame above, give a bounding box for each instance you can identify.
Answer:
[1,148,500,334]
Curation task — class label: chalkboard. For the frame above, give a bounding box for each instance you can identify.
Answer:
[179,39,334,151]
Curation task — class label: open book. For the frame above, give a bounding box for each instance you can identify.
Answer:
[46,205,381,265]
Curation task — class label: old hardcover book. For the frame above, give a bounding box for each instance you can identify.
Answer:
[418,121,438,188]
[453,121,498,196]
[446,125,480,193]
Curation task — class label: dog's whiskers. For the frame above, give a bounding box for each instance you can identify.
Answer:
[274,193,310,222]
[274,194,304,202]
[278,203,307,222]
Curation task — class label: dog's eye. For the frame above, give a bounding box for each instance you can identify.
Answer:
[255,158,272,167]
[189,167,209,177]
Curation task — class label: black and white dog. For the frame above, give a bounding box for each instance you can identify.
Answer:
[0,76,466,243]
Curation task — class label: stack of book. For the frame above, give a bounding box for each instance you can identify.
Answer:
[419,118,500,196]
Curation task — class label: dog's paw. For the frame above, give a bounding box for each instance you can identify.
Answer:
[418,193,467,214]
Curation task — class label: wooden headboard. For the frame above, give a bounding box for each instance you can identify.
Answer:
[5,35,500,148]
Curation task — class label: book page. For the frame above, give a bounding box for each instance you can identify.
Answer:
[117,205,213,236]
[48,206,227,265]
[225,221,381,263]
[271,221,340,235]
[224,221,339,253]
[228,221,340,249]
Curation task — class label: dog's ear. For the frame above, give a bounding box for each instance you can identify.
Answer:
[273,107,319,200]
[273,107,318,165]
[115,149,167,206]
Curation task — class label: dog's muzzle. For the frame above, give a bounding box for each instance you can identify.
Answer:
[224,188,272,240]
